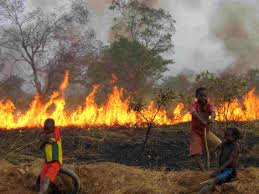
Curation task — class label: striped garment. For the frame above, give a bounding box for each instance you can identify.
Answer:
[44,128,63,164]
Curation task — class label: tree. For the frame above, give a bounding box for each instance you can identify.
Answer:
[110,0,175,54]
[246,68,259,91]
[0,0,95,95]
[87,38,171,99]
[128,88,176,150]
[160,73,192,100]
[87,1,175,99]
[195,71,249,126]
[0,75,31,109]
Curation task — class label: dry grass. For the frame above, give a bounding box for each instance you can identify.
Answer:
[0,160,258,194]
[0,124,258,193]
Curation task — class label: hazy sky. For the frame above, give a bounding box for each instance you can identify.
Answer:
[83,0,235,75]
[25,0,259,75]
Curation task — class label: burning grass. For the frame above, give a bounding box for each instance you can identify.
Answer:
[2,70,259,129]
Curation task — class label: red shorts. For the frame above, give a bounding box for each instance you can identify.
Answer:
[189,130,222,156]
[40,161,61,183]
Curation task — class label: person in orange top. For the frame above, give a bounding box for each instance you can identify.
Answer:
[39,118,63,194]
[190,87,222,171]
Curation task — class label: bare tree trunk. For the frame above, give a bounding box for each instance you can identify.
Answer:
[31,62,42,95]
[143,123,152,151]
[142,104,162,151]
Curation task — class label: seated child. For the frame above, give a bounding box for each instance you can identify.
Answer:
[199,127,240,194]
[39,118,63,194]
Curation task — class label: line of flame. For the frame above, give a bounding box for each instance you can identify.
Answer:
[0,71,258,129]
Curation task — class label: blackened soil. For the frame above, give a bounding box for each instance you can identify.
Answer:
[0,122,258,170]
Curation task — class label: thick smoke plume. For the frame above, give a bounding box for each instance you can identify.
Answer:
[138,0,160,8]
[212,1,259,73]
[108,0,161,42]
[88,0,113,12]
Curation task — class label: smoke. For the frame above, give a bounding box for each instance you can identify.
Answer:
[88,0,160,12]
[107,0,161,42]
[211,0,259,73]
[88,0,113,12]
[178,0,202,9]
[138,0,160,8]
[26,0,248,75]
[27,0,59,10]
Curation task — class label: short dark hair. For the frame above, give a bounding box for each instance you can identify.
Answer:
[195,87,207,97]
[44,118,55,129]
[227,127,241,140]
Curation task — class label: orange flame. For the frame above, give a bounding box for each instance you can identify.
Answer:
[0,71,259,129]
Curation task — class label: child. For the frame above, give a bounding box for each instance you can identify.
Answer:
[199,127,240,194]
[190,87,222,171]
[39,118,63,194]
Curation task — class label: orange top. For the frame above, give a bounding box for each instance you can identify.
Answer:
[190,101,215,135]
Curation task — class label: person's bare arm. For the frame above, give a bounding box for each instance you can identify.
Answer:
[211,143,239,177]
[39,133,55,149]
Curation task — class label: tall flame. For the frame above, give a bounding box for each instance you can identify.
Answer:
[1,71,259,129]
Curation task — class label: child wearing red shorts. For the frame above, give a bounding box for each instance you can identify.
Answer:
[39,118,62,194]
[190,87,222,171]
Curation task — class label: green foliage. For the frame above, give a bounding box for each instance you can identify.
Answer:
[160,74,192,104]
[154,88,177,108]
[128,88,177,122]
[128,96,145,113]
[195,71,249,123]
[128,87,177,149]
[87,38,171,97]
[87,0,175,99]
[195,71,249,104]
[110,0,175,54]
[246,68,259,90]
[0,76,31,110]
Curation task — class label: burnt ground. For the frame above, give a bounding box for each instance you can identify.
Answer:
[0,122,259,170]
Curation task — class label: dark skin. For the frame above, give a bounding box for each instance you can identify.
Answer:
[198,130,240,194]
[192,89,215,171]
[39,120,57,194]
[192,90,215,126]
[210,130,240,178]
[39,122,55,149]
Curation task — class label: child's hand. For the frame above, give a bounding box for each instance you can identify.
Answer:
[44,136,55,144]
[40,133,54,143]
[201,120,208,126]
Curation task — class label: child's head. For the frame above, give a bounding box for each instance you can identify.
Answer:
[195,87,208,105]
[44,118,55,134]
[224,127,240,142]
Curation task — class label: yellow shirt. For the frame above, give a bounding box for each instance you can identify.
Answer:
[44,128,63,164]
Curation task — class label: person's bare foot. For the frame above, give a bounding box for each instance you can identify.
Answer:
[193,155,205,171]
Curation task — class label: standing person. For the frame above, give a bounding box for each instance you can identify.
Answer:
[39,118,63,194]
[199,127,241,194]
[190,87,222,171]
